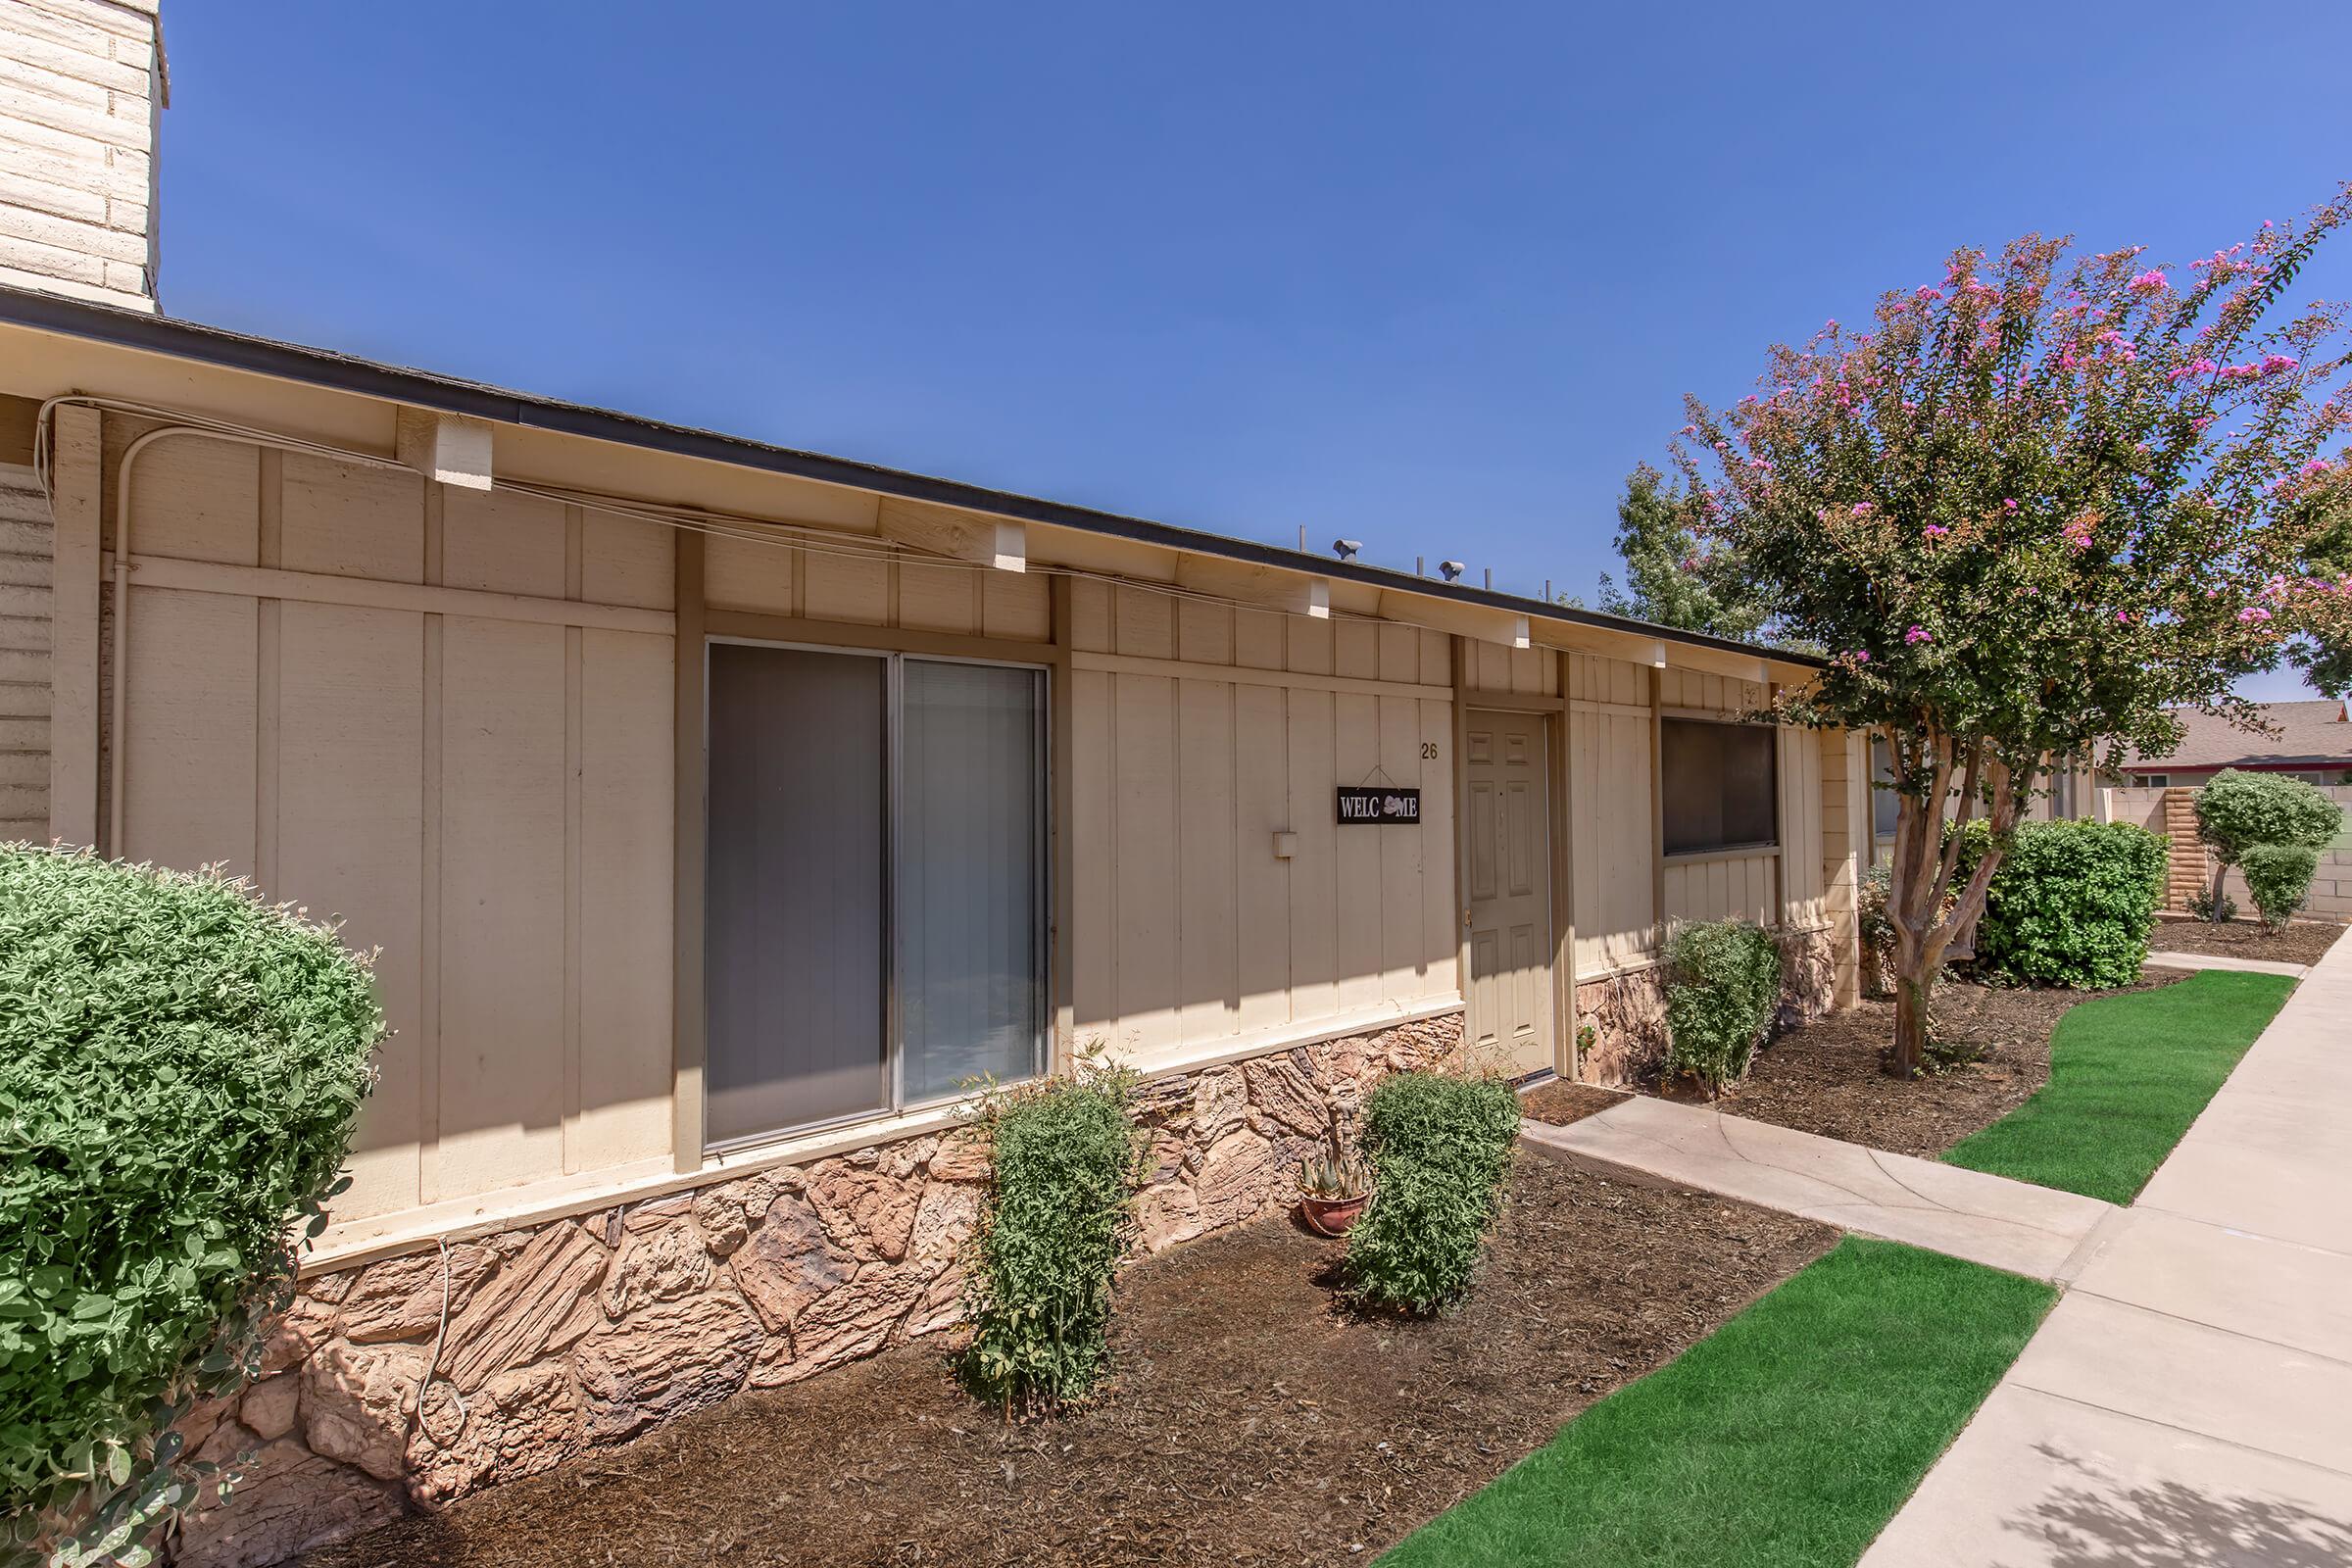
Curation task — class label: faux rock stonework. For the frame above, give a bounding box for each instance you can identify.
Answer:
[169,1013,1462,1568]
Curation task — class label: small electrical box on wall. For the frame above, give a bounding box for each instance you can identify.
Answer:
[1272,831,1298,859]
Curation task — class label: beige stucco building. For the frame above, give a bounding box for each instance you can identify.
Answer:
[0,4,1869,1561]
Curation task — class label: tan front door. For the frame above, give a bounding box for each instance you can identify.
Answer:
[1463,709,1554,1076]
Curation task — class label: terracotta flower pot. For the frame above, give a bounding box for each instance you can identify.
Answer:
[1299,1194,1369,1237]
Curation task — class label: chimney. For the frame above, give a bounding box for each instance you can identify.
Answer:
[0,0,168,311]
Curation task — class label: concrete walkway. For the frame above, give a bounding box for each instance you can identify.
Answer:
[2143,948,2311,978]
[1522,1098,2118,1283]
[1861,930,2352,1565]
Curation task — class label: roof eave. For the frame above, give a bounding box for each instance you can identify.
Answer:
[0,283,1818,673]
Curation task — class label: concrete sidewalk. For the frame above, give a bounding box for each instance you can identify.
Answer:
[2143,948,2311,978]
[1522,1097,2117,1283]
[1861,932,2352,1565]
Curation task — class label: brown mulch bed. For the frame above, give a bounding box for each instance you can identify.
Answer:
[1518,1079,1629,1127]
[305,1160,1831,1568]
[1683,975,2183,1158]
[2145,915,2344,967]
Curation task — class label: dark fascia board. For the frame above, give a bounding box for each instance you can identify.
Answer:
[0,284,1815,670]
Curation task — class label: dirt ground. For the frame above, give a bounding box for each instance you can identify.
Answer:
[1517,1079,1627,1128]
[2145,914,2344,967]
[1671,976,2184,1158]
[303,1158,1830,1568]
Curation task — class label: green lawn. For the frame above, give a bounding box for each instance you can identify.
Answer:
[1940,967,2295,1204]
[1382,1240,2051,1568]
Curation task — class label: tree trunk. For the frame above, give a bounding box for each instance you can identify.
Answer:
[2210,858,2230,921]
[1877,728,2032,1080]
[1890,971,1933,1080]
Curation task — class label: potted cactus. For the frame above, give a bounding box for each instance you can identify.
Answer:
[1297,1140,1374,1237]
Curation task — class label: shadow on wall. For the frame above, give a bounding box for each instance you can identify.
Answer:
[2009,1443,2352,1567]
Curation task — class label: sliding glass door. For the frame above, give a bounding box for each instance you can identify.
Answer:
[898,659,1047,1103]
[704,641,1046,1148]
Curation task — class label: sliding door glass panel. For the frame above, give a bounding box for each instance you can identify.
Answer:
[705,644,887,1141]
[898,660,1044,1103]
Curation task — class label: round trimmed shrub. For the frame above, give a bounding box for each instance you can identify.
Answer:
[2240,843,2321,933]
[2192,770,2343,917]
[957,1052,1144,1415]
[1955,819,2167,989]
[1662,918,1785,1093]
[0,848,381,1562]
[1342,1071,1520,1314]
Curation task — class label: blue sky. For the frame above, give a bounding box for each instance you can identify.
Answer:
[159,3,2350,699]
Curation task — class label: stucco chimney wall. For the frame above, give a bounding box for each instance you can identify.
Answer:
[0,0,165,310]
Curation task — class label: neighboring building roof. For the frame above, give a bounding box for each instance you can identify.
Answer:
[0,282,1814,671]
[2125,700,2352,771]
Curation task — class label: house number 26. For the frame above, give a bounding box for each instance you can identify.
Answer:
[1420,742,1439,760]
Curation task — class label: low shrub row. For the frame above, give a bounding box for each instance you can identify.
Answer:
[956,1061,1523,1411]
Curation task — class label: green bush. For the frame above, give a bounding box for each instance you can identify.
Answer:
[1955,819,2167,989]
[2239,843,2321,933]
[2193,769,2343,916]
[1662,919,1786,1093]
[1342,1072,1520,1314]
[0,848,381,1564]
[957,1052,1144,1415]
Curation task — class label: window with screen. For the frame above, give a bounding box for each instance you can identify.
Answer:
[704,643,1047,1148]
[1662,718,1780,856]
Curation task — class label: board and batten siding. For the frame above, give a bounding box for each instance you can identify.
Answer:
[1066,581,1458,1072]
[1567,651,1655,978]
[0,429,50,839]
[703,526,1052,641]
[96,416,676,1225]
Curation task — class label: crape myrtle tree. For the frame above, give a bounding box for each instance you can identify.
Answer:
[1669,191,2352,1077]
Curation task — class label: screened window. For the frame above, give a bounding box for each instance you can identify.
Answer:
[1870,735,1899,842]
[1662,718,1779,857]
[704,643,1046,1147]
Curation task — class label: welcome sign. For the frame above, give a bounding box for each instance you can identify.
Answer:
[1335,787,1421,825]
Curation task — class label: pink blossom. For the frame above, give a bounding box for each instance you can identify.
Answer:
[2302,459,2335,476]
[1904,624,1932,645]
[2130,270,2167,292]
[2002,498,2019,512]
[2237,606,2272,622]
[1923,524,1951,538]
[1851,502,1874,516]
[2115,611,2132,625]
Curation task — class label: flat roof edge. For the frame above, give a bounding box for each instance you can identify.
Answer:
[0,284,1817,670]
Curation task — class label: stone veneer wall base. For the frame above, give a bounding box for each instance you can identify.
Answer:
[167,1014,1463,1568]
